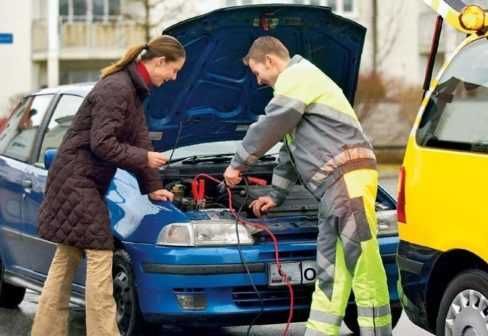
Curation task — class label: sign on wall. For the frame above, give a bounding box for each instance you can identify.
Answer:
[0,33,13,44]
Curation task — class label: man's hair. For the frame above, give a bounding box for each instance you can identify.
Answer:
[243,36,290,65]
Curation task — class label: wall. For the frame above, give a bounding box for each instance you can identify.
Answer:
[0,2,33,117]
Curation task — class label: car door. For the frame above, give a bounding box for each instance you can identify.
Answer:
[0,94,53,278]
[406,37,488,254]
[23,94,87,287]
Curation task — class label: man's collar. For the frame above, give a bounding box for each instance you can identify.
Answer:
[286,54,304,68]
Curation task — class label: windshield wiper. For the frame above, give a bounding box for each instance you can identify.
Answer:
[169,152,278,165]
[168,153,235,164]
[472,141,488,153]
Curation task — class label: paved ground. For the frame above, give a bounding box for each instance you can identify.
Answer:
[0,167,434,335]
[0,290,433,336]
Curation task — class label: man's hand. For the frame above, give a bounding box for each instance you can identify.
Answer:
[149,189,174,202]
[147,152,168,169]
[224,166,242,188]
[249,196,277,217]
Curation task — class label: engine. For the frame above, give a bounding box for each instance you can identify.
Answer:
[164,174,319,218]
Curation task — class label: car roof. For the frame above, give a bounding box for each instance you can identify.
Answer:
[34,82,94,97]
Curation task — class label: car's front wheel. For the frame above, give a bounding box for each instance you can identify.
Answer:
[344,302,402,335]
[0,256,26,308]
[436,270,488,336]
[113,250,146,336]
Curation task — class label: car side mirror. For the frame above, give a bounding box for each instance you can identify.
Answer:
[44,149,58,170]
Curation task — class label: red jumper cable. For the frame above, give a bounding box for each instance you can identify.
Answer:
[192,174,295,336]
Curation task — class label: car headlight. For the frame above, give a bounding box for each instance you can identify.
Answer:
[377,210,398,236]
[157,220,254,246]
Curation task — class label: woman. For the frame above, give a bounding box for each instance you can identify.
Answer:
[31,35,186,336]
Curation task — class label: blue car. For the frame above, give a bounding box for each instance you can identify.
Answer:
[0,4,400,335]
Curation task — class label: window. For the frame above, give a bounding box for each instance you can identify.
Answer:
[73,0,87,19]
[224,0,355,14]
[417,38,488,154]
[327,0,356,14]
[328,0,337,11]
[61,0,121,22]
[343,0,353,12]
[60,69,100,85]
[93,0,105,21]
[0,95,53,162]
[108,0,121,16]
[60,0,69,16]
[310,0,324,6]
[38,95,83,163]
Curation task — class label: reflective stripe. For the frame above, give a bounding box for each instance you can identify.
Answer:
[310,146,376,185]
[319,147,376,175]
[272,174,293,190]
[308,103,360,129]
[357,304,391,318]
[359,324,392,336]
[268,94,306,115]
[304,328,329,336]
[311,171,327,183]
[236,144,258,165]
[308,309,343,326]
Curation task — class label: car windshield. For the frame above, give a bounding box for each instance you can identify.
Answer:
[163,140,282,162]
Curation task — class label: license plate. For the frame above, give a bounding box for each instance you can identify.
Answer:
[268,260,317,287]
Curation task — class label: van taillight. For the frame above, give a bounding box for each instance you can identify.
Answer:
[397,166,407,223]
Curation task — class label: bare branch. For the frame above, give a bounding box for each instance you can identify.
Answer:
[378,2,405,66]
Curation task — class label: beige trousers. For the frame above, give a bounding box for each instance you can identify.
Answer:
[31,244,120,336]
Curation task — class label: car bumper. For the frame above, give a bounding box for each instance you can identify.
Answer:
[123,236,399,326]
[397,240,441,333]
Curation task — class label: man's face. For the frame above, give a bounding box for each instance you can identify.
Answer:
[248,57,280,87]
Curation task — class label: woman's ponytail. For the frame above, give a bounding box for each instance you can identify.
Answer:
[100,44,146,79]
[100,35,185,79]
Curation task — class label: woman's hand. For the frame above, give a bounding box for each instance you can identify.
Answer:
[149,189,174,202]
[147,151,168,169]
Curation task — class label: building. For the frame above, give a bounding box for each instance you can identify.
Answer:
[0,0,201,116]
[220,0,467,83]
[0,0,467,122]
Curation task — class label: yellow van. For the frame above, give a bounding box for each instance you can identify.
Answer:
[398,2,488,336]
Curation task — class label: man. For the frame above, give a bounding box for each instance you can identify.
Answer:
[224,36,391,336]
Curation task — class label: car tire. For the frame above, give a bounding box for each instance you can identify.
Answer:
[436,270,488,336]
[113,250,146,336]
[344,302,402,335]
[0,256,26,308]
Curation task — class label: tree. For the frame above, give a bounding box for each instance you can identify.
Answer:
[370,0,405,75]
[127,0,200,42]
[371,0,378,75]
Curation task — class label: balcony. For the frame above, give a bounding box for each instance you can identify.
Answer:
[32,18,146,61]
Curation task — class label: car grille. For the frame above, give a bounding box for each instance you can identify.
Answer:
[254,231,318,242]
[232,285,314,308]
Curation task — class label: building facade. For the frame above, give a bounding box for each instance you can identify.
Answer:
[0,0,467,119]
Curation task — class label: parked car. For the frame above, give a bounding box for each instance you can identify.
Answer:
[398,2,488,336]
[0,4,400,335]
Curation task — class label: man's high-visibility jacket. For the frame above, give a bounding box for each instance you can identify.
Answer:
[230,55,376,203]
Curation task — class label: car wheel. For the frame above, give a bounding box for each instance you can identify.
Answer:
[436,270,488,336]
[113,250,145,336]
[344,302,402,335]
[0,256,26,308]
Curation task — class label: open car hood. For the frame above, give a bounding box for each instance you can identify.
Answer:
[145,4,366,151]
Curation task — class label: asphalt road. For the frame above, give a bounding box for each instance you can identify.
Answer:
[0,172,434,335]
[0,289,433,335]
